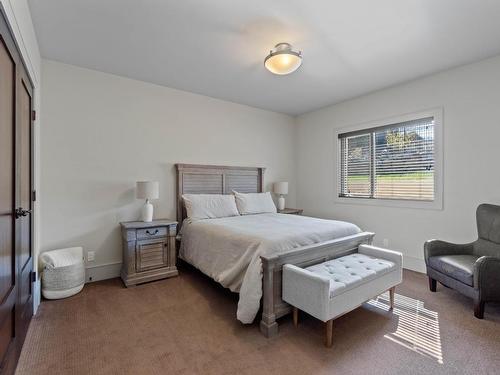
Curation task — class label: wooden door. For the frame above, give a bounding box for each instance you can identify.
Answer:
[15,64,34,347]
[0,10,34,374]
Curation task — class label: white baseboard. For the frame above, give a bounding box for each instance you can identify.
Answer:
[84,257,425,282]
[85,262,122,283]
[33,277,41,314]
[403,255,426,273]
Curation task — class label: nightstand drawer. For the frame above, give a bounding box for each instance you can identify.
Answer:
[136,239,168,272]
[137,226,167,239]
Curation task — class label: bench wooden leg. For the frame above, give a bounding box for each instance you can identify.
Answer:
[325,319,333,348]
[293,307,299,327]
[389,286,395,310]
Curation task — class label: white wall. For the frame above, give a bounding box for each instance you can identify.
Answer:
[1,0,42,309]
[296,55,500,272]
[40,60,297,280]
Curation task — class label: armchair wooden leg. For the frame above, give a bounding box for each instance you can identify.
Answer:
[428,277,437,292]
[293,307,299,327]
[389,287,395,310]
[474,300,485,319]
[325,319,333,348]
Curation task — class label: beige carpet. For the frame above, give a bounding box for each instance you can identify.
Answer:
[16,265,500,375]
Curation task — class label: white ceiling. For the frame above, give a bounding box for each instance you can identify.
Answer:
[29,0,500,115]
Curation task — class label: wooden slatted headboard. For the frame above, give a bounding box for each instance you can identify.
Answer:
[175,164,265,225]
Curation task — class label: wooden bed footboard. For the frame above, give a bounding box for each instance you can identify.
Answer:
[259,231,375,337]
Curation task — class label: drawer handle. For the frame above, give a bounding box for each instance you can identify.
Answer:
[146,229,159,235]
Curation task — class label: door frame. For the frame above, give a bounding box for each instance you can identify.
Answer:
[0,6,36,374]
[0,0,37,283]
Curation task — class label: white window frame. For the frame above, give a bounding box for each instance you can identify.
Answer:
[334,108,443,210]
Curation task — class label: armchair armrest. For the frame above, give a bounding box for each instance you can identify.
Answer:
[474,256,500,300]
[424,240,474,264]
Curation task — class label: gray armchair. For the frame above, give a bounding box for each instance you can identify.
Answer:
[424,204,500,319]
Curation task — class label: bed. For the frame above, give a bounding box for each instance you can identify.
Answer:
[176,164,375,337]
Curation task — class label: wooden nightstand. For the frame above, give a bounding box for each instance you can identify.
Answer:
[120,219,178,287]
[278,208,304,215]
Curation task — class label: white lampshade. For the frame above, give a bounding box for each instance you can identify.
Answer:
[136,181,159,200]
[273,182,288,195]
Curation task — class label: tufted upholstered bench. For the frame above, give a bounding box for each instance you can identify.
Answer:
[282,244,403,347]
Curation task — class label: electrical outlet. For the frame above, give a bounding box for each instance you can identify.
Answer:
[87,251,95,262]
[383,238,389,248]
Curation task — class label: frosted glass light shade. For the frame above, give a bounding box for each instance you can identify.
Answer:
[264,43,302,75]
[273,182,288,195]
[136,181,159,200]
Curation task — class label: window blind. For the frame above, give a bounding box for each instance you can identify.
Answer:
[339,116,435,201]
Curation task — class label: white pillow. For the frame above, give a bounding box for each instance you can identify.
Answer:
[233,191,277,215]
[182,194,240,220]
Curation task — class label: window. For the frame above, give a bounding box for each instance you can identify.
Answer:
[336,110,442,208]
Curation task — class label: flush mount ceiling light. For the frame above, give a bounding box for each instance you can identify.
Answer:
[264,42,302,75]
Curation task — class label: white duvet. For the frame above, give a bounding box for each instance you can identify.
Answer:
[179,213,361,324]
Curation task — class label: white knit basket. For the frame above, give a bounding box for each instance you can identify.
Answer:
[40,247,85,299]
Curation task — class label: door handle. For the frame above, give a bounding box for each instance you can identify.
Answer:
[15,207,32,219]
